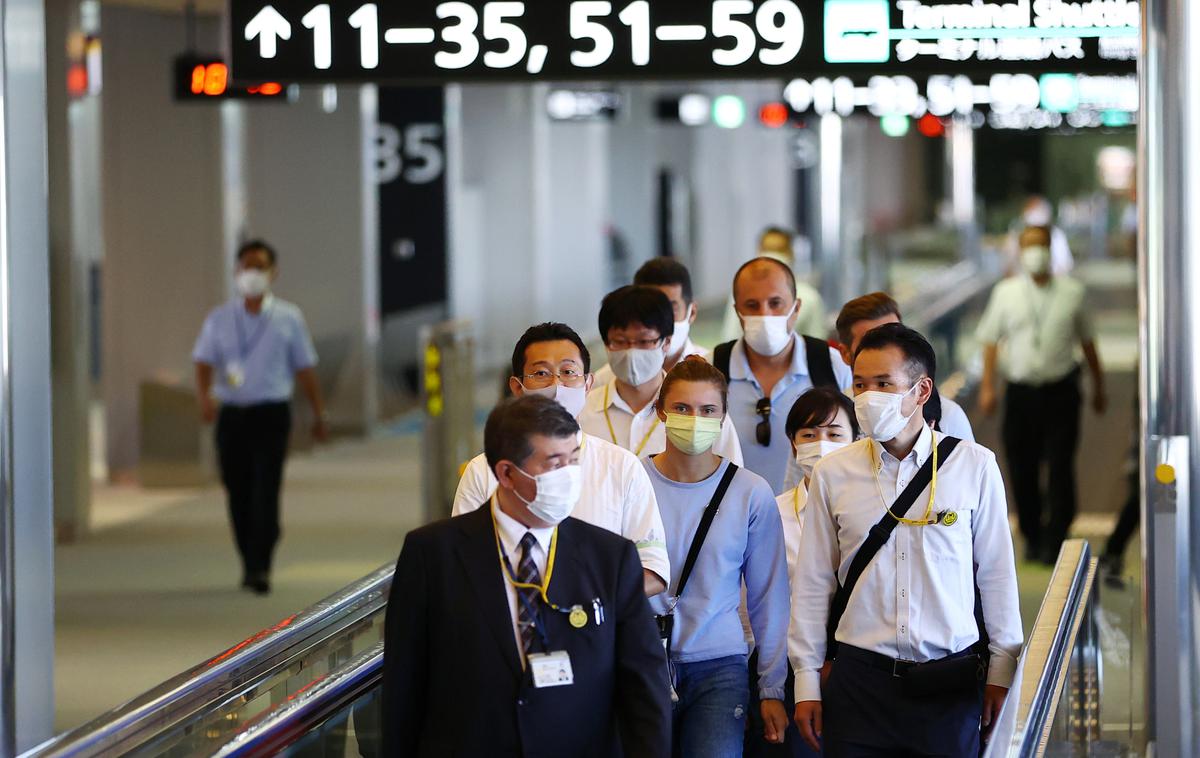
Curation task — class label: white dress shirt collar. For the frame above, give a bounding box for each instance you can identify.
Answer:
[872,421,934,470]
[491,497,554,561]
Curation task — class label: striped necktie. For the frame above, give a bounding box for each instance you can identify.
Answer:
[517,532,543,659]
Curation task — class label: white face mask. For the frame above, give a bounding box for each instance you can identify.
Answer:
[522,382,588,419]
[236,269,271,298]
[854,383,921,442]
[513,464,582,525]
[741,308,795,357]
[607,346,665,387]
[794,440,848,477]
[668,308,693,358]
[1021,246,1051,276]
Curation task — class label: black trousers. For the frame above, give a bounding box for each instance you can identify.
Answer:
[216,402,291,576]
[823,652,983,757]
[1002,369,1081,559]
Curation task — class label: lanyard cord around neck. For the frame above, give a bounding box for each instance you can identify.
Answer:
[490,496,561,608]
[869,430,939,526]
[603,383,660,456]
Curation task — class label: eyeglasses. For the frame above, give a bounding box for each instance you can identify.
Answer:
[755,397,772,446]
[606,337,664,351]
[519,369,588,390]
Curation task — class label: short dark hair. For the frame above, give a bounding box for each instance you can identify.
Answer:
[634,257,694,304]
[237,239,277,266]
[923,385,944,430]
[732,256,797,300]
[484,395,580,472]
[656,356,729,413]
[853,323,936,386]
[836,292,902,346]
[785,386,860,440]
[510,322,591,378]
[598,285,675,344]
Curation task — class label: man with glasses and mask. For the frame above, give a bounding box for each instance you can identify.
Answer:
[579,285,743,464]
[384,395,671,757]
[454,322,670,595]
[789,323,1022,757]
[712,258,850,494]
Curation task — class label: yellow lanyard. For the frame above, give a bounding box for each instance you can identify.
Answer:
[792,484,805,522]
[602,383,660,456]
[490,496,562,609]
[870,430,939,526]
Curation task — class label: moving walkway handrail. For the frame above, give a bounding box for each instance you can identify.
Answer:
[984,539,1098,757]
[23,563,396,758]
[214,643,384,758]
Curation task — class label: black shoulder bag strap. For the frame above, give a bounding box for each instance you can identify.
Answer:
[673,463,739,598]
[712,341,735,384]
[825,436,962,657]
[802,335,838,389]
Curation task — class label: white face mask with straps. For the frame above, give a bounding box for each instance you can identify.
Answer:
[522,382,588,419]
[512,464,582,525]
[854,383,920,442]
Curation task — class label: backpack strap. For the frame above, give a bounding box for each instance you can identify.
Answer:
[803,335,838,389]
[712,340,735,384]
[825,435,963,657]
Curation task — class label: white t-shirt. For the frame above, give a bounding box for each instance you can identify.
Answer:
[578,379,744,465]
[976,274,1094,384]
[452,433,670,583]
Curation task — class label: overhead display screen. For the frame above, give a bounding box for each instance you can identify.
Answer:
[228,0,1139,83]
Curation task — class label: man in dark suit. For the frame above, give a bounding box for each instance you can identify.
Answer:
[382,395,671,757]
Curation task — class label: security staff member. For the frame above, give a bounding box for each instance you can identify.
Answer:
[718,258,851,493]
[834,291,975,442]
[383,395,671,757]
[192,240,327,595]
[790,324,1022,757]
[594,257,709,385]
[579,286,743,464]
[978,225,1107,564]
[454,322,670,595]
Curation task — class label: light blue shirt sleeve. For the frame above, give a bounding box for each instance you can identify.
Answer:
[192,312,221,365]
[743,478,791,701]
[288,309,319,371]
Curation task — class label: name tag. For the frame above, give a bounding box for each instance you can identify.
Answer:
[528,651,574,688]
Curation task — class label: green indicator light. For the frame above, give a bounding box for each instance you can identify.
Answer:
[880,114,910,138]
[824,0,890,63]
[1040,74,1080,113]
[713,95,746,129]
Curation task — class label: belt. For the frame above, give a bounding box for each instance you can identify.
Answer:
[836,644,974,678]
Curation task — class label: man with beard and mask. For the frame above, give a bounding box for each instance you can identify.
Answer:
[790,323,1022,757]
[579,286,743,465]
[454,322,670,595]
[712,257,851,494]
[978,225,1107,565]
[192,239,327,595]
[594,257,708,385]
[384,395,671,757]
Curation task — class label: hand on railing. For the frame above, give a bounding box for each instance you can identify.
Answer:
[982,684,1009,739]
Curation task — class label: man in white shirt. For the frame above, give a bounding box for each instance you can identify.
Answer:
[593,257,709,385]
[721,227,828,342]
[978,225,1107,564]
[791,323,1022,756]
[453,322,670,595]
[834,291,975,442]
[579,285,743,464]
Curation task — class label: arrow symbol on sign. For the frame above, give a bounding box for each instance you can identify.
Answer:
[245,6,291,59]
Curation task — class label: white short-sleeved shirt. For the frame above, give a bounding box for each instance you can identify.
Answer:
[592,339,710,387]
[578,379,744,465]
[452,433,670,583]
[976,274,1094,385]
[775,483,808,579]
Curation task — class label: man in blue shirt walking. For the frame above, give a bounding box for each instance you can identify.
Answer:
[192,240,327,594]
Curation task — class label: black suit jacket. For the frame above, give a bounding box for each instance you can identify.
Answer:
[382,506,671,757]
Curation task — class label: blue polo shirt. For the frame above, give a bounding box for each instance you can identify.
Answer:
[192,296,318,407]
[726,334,852,493]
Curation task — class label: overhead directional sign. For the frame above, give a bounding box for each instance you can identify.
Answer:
[227,0,1138,83]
